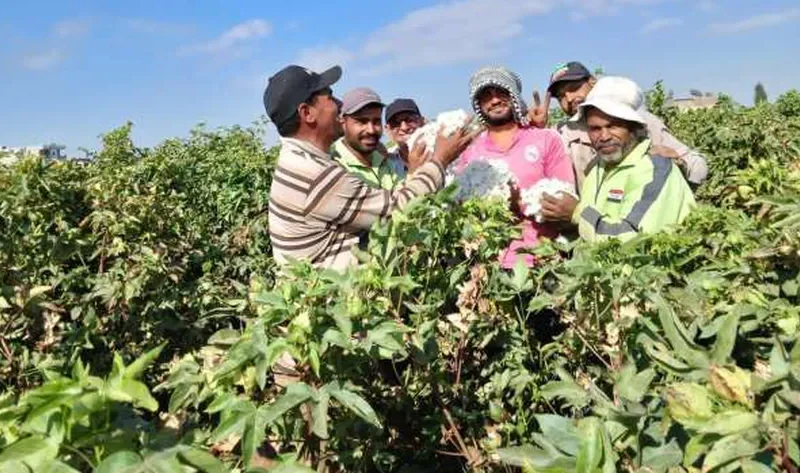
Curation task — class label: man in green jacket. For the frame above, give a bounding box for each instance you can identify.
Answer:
[540,76,696,242]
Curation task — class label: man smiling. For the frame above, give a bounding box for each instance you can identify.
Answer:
[539,77,696,242]
[529,62,709,190]
[456,66,574,267]
[384,98,426,178]
[331,87,404,190]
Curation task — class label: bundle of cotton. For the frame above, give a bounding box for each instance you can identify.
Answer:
[450,158,516,203]
[519,178,577,223]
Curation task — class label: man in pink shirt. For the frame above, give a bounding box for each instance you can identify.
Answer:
[456,66,575,268]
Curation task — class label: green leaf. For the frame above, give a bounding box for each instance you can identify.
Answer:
[124,344,166,380]
[496,445,575,471]
[534,414,579,456]
[782,279,799,297]
[509,259,533,292]
[177,448,228,473]
[641,339,693,374]
[576,417,603,473]
[328,383,382,429]
[654,298,709,369]
[702,435,760,473]
[168,384,196,413]
[616,365,656,403]
[0,436,58,470]
[94,451,143,473]
[307,348,320,378]
[699,411,758,436]
[710,314,739,364]
[118,379,159,411]
[740,459,777,473]
[39,460,81,473]
[252,462,317,473]
[208,329,241,346]
[264,339,290,368]
[254,356,269,391]
[311,385,331,439]
[365,321,407,354]
[242,410,269,468]
[259,382,315,425]
[683,434,714,468]
[642,439,682,473]
[212,401,256,442]
[540,380,590,407]
[321,329,351,350]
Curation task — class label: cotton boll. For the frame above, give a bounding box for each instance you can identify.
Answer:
[520,179,577,223]
[407,109,478,153]
[452,158,516,203]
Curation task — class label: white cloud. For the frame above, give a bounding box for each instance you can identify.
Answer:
[53,18,92,38]
[709,8,800,34]
[565,0,665,20]
[356,0,558,75]
[296,46,355,71]
[640,17,683,34]
[180,19,272,56]
[291,0,677,77]
[21,49,64,70]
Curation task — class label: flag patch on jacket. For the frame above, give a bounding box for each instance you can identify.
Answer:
[607,189,624,202]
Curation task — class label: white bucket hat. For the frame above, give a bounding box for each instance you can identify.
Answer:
[571,76,647,125]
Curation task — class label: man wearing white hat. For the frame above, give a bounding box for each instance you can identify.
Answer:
[530,62,708,191]
[539,76,696,242]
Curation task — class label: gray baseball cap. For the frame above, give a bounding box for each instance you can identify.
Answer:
[340,87,384,115]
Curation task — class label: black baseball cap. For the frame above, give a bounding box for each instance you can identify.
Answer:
[547,61,592,94]
[385,98,421,123]
[263,64,342,128]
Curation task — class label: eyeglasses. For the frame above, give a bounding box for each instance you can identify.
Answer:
[388,115,422,128]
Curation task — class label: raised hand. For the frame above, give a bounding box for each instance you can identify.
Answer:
[527,90,550,128]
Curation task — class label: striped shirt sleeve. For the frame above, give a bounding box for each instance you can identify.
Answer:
[304,160,445,230]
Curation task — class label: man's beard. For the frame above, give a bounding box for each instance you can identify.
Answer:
[598,138,639,165]
[347,133,380,154]
[484,111,514,127]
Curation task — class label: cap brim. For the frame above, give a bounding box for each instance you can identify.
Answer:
[342,99,385,116]
[547,73,591,94]
[386,105,420,121]
[571,98,647,125]
[313,65,342,92]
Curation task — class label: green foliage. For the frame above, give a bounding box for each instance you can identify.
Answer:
[1,90,799,472]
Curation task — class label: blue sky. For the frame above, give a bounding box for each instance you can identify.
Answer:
[0,0,797,154]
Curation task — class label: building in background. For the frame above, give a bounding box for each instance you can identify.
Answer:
[666,95,719,112]
[1,143,75,165]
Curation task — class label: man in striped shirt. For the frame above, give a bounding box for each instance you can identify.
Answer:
[263,64,476,272]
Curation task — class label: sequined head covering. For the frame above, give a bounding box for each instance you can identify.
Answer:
[469,66,529,126]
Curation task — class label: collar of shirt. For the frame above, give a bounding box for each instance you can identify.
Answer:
[475,126,526,153]
[280,137,331,161]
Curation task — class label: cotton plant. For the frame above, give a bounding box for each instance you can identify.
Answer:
[451,158,516,203]
[519,178,577,223]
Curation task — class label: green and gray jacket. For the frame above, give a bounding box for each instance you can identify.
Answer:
[571,139,696,242]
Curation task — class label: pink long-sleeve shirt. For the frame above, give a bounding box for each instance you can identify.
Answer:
[456,126,575,268]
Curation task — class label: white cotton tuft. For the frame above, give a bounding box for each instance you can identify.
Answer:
[520,179,577,223]
[407,109,479,153]
[451,158,516,202]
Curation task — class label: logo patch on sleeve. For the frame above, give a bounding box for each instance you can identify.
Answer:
[607,189,624,202]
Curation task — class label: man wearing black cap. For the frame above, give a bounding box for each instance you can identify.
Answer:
[264,64,476,272]
[528,62,709,191]
[384,98,426,178]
